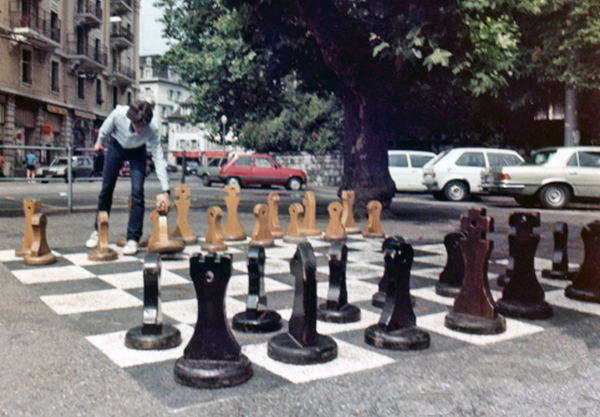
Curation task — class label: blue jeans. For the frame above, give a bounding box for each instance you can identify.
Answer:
[95,139,146,242]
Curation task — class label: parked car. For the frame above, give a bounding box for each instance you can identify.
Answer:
[483,146,600,209]
[37,156,95,182]
[197,157,226,187]
[185,161,199,176]
[166,164,178,173]
[388,150,436,192]
[422,147,524,201]
[219,154,307,190]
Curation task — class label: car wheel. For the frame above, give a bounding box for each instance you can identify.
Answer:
[539,184,570,209]
[286,177,302,191]
[201,174,212,187]
[226,177,240,187]
[443,181,469,201]
[514,196,537,208]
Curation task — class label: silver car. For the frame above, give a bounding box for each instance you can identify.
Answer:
[483,146,600,209]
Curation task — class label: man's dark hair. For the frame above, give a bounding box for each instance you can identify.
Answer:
[126,100,153,126]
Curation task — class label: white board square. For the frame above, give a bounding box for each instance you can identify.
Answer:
[62,251,140,267]
[40,289,142,315]
[227,275,293,297]
[12,265,97,285]
[545,289,600,316]
[98,269,189,290]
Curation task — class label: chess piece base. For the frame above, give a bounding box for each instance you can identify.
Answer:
[201,243,228,252]
[371,291,385,308]
[267,333,337,365]
[24,252,56,266]
[117,237,148,248]
[15,248,29,257]
[125,325,182,350]
[232,310,282,333]
[444,311,506,335]
[565,285,600,304]
[363,232,385,239]
[317,303,361,323]
[271,230,286,239]
[283,235,307,244]
[323,235,347,243]
[496,275,510,287]
[223,234,247,242]
[301,229,322,237]
[364,325,430,351]
[88,249,118,262]
[147,240,184,254]
[435,282,462,298]
[496,298,553,320]
[174,355,253,389]
[345,227,361,235]
[249,239,274,248]
[178,236,198,245]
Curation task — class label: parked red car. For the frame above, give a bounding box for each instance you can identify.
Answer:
[218,154,306,190]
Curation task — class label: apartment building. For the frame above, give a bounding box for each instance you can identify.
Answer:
[0,0,139,175]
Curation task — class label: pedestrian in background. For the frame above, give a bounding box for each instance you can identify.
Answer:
[85,100,171,255]
[25,151,37,183]
[0,152,5,177]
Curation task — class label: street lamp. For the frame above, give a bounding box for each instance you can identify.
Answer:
[220,115,227,157]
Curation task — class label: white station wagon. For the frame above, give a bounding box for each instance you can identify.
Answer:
[388,150,436,192]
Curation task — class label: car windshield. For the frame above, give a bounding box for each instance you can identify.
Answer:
[525,150,558,165]
[51,157,70,166]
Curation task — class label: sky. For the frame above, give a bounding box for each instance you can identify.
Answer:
[139,0,170,56]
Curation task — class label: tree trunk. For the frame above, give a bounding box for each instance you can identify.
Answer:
[564,86,580,146]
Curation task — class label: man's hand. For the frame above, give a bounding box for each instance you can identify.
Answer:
[158,192,170,212]
[94,141,104,152]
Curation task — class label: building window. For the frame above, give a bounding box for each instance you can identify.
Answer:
[113,86,118,108]
[96,79,103,104]
[21,49,33,84]
[127,91,132,105]
[77,76,85,99]
[50,61,60,92]
[176,91,181,102]
[143,68,152,79]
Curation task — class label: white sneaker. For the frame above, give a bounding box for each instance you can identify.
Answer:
[123,240,138,255]
[85,231,98,248]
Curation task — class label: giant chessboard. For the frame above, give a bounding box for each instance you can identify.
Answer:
[0,233,596,411]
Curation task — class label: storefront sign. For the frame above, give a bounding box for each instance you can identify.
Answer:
[47,105,68,116]
[42,125,53,135]
[74,110,96,120]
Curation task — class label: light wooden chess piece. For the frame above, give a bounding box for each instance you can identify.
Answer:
[341,190,361,234]
[324,202,347,242]
[283,203,307,244]
[267,192,286,239]
[223,185,247,241]
[249,204,274,248]
[117,197,148,248]
[147,195,185,254]
[171,184,198,244]
[363,200,385,238]
[201,206,228,252]
[88,211,118,261]
[16,199,41,257]
[300,190,322,236]
[24,213,56,266]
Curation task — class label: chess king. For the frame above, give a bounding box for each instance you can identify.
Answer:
[85,100,171,255]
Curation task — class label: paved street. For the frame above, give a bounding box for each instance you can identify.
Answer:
[1,176,600,416]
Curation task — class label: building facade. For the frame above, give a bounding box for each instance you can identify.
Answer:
[0,0,139,175]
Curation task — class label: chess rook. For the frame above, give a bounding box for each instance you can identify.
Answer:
[232,246,282,333]
[174,253,253,388]
[147,195,185,254]
[125,253,182,350]
[363,200,385,239]
[222,185,247,241]
[445,208,506,335]
[283,203,307,244]
[372,236,405,308]
[324,202,347,242]
[88,211,118,261]
[267,192,286,239]
[201,206,228,252]
[171,184,198,244]
[317,243,361,323]
[249,204,274,248]
[24,213,57,266]
[497,212,553,319]
[435,231,466,297]
[341,190,361,234]
[542,222,573,280]
[565,221,600,304]
[300,191,322,236]
[268,242,337,364]
[365,239,430,350]
[16,199,41,257]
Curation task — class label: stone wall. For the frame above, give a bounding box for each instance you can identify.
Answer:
[272,151,343,187]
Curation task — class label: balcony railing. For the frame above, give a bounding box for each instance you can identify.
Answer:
[110,25,134,46]
[110,0,133,15]
[75,0,102,27]
[112,63,136,81]
[68,38,108,67]
[9,3,61,45]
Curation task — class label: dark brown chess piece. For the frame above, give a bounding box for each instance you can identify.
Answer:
[283,203,307,244]
[117,197,148,248]
[147,195,185,254]
[249,204,274,248]
[300,191,322,236]
[16,199,41,257]
[542,222,575,280]
[497,212,552,319]
[435,231,467,297]
[171,184,197,244]
[222,185,247,241]
[88,211,118,261]
[565,221,600,304]
[201,206,228,252]
[267,192,286,239]
[324,202,347,242]
[24,213,56,266]
[444,208,506,335]
[372,236,406,308]
[363,200,385,239]
[341,190,360,234]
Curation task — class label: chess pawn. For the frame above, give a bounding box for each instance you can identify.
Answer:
[117,197,148,248]
[201,206,228,252]
[24,213,56,266]
[171,184,198,244]
[363,200,385,239]
[16,199,41,257]
[147,195,185,254]
[222,185,247,241]
[283,203,307,244]
[324,202,347,242]
[341,190,361,234]
[267,192,286,239]
[249,204,274,248]
[565,221,600,304]
[300,191,322,236]
[88,211,118,261]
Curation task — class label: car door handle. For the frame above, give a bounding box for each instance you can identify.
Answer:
[567,172,578,175]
